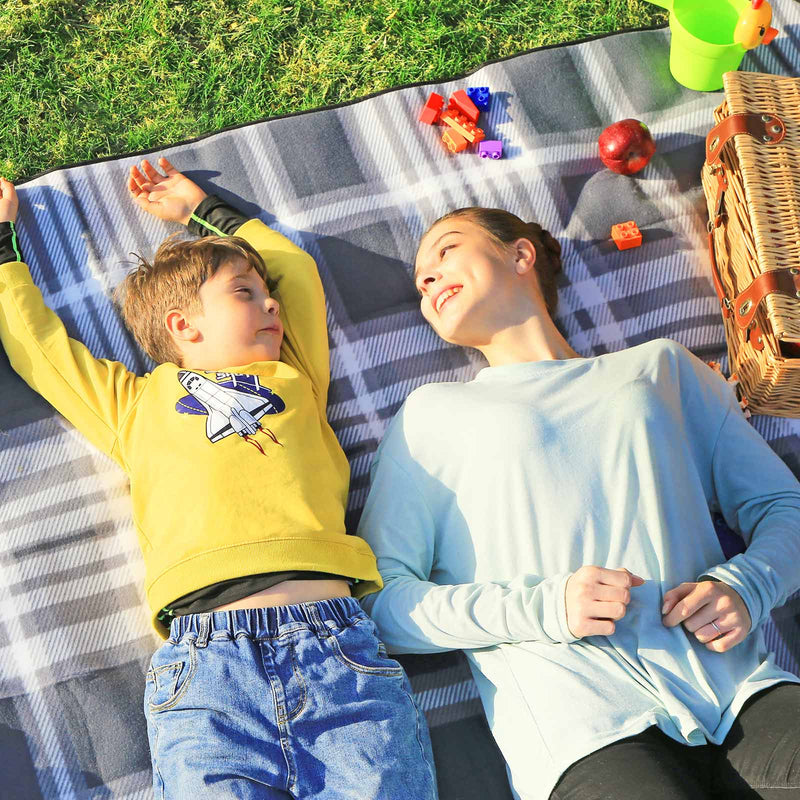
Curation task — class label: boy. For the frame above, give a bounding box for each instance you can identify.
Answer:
[0,160,438,800]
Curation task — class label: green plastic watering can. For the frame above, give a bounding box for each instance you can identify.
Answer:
[647,0,779,91]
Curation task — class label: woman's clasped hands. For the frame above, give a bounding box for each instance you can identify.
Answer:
[565,566,751,652]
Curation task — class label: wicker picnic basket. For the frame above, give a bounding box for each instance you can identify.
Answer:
[701,71,800,417]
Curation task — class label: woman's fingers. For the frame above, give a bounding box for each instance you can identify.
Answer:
[566,566,645,638]
[589,600,629,621]
[593,584,631,604]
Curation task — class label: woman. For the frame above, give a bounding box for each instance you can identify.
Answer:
[356,207,800,800]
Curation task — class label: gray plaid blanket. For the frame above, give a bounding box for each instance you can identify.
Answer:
[3,6,800,797]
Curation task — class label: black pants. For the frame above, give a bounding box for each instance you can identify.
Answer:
[551,683,800,799]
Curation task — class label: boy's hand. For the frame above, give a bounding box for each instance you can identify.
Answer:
[128,157,207,226]
[0,178,19,223]
[565,566,644,638]
[661,580,751,652]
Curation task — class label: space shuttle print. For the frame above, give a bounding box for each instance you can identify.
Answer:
[175,370,286,455]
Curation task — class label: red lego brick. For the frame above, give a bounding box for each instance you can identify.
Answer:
[448,90,480,123]
[419,92,444,125]
[440,110,485,145]
[442,129,468,153]
[611,221,642,250]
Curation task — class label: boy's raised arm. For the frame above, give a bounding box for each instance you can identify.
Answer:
[131,158,331,405]
[0,179,145,465]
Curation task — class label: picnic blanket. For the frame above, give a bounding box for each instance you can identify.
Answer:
[3,6,800,798]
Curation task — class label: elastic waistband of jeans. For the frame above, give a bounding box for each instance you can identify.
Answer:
[168,595,363,642]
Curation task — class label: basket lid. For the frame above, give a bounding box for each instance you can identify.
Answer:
[721,71,800,274]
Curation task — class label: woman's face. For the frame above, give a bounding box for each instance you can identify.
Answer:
[414,217,521,346]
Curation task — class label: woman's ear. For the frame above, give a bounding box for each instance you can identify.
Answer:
[514,238,537,275]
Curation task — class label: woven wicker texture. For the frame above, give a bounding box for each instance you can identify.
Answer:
[702,72,800,416]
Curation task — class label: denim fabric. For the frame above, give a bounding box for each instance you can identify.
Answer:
[144,597,438,799]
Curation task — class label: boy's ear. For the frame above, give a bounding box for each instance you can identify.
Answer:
[513,238,537,275]
[164,308,202,344]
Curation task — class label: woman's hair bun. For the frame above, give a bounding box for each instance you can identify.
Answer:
[526,222,562,274]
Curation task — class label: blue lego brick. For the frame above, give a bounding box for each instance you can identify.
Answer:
[467,86,491,112]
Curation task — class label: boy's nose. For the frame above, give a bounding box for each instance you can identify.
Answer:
[266,297,280,315]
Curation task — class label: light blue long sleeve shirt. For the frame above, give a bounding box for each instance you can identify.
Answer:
[357,339,800,800]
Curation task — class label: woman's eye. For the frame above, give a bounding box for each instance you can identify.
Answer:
[439,245,455,259]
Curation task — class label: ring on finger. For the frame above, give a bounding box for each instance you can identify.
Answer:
[710,620,722,635]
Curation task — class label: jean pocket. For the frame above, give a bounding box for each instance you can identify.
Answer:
[326,621,405,677]
[146,645,197,712]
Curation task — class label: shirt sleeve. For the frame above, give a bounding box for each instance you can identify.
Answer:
[356,433,577,654]
[188,197,330,407]
[676,346,800,630]
[0,221,23,265]
[0,258,146,466]
[703,402,800,630]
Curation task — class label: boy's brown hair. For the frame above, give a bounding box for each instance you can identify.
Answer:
[116,234,269,366]
[425,207,564,318]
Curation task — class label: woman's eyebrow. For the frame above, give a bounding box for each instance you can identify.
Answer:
[413,230,462,280]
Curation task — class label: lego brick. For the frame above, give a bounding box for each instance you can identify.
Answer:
[442,129,468,153]
[448,90,480,123]
[611,221,642,250]
[440,110,485,145]
[478,140,502,159]
[419,92,444,125]
[467,86,491,112]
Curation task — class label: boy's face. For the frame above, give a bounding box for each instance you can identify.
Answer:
[179,257,284,369]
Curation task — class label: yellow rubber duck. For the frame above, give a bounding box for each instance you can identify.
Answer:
[734,0,779,50]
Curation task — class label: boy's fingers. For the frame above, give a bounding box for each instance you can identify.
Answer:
[158,156,179,176]
[140,159,164,182]
[129,165,148,189]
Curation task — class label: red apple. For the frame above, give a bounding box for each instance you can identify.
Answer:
[598,119,656,175]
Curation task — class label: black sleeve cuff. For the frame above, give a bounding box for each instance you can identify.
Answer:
[187,195,250,238]
[0,220,23,265]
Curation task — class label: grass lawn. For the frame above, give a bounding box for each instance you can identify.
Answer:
[0,0,667,181]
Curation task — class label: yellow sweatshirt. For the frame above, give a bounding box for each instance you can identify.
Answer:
[0,218,381,635]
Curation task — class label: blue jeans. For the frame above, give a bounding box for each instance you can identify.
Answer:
[144,597,438,799]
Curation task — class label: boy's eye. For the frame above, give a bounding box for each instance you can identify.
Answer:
[236,287,252,296]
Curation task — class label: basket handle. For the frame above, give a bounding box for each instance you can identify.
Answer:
[705,112,786,320]
[705,112,785,166]
[731,268,800,330]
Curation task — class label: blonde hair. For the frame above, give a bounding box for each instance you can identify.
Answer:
[424,207,563,318]
[116,234,269,366]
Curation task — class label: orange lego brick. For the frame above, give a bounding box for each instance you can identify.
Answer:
[419,92,444,124]
[611,221,642,250]
[442,129,468,153]
[448,90,480,123]
[440,110,485,145]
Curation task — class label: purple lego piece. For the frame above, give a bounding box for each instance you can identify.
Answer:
[467,86,491,112]
[478,140,502,160]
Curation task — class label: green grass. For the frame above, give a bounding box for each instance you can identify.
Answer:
[0,0,667,181]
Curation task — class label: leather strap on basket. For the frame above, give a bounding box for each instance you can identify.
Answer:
[705,112,786,325]
[734,269,800,327]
